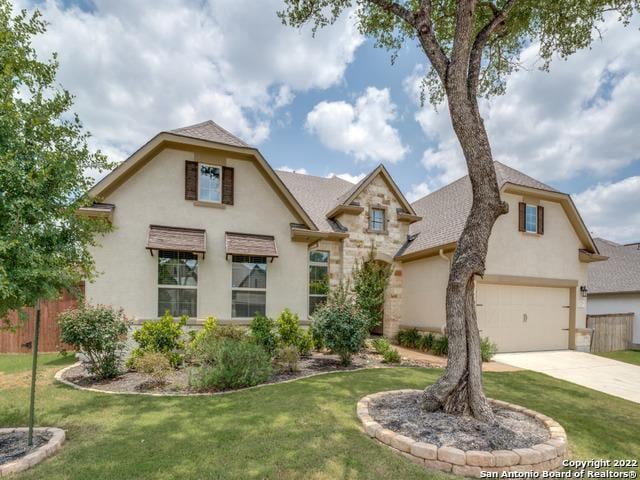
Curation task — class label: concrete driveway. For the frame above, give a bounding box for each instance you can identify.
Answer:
[494,350,640,404]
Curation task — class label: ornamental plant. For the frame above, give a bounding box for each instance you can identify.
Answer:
[352,247,392,331]
[58,304,130,379]
[129,311,187,368]
[249,313,278,357]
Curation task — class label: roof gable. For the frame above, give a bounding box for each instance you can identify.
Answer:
[170,120,249,148]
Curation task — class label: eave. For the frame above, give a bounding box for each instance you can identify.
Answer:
[395,242,457,262]
[326,204,364,218]
[290,227,349,243]
[397,212,422,223]
[579,249,608,263]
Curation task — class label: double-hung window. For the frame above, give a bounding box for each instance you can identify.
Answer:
[309,251,329,315]
[232,256,267,317]
[525,204,538,233]
[199,164,221,202]
[158,251,198,317]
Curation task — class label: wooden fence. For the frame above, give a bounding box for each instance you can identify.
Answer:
[586,313,634,353]
[0,290,81,353]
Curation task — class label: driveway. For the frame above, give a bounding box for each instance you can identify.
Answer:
[494,350,640,404]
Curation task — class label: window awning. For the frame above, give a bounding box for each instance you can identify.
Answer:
[225,232,278,261]
[146,225,207,255]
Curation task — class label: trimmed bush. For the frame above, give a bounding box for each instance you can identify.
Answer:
[372,337,391,355]
[297,329,314,357]
[480,336,498,362]
[275,345,300,373]
[58,304,130,379]
[396,328,421,349]
[308,323,324,351]
[189,337,272,391]
[129,311,187,368]
[383,348,401,363]
[133,351,172,385]
[250,314,278,357]
[276,308,302,347]
[417,332,435,351]
[432,334,449,356]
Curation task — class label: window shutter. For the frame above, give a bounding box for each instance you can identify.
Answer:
[518,202,526,232]
[185,161,198,201]
[222,166,234,205]
[537,205,544,235]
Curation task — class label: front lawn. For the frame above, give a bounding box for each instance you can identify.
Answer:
[1,355,638,479]
[0,353,75,374]
[596,349,640,367]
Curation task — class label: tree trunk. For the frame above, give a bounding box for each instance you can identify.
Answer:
[421,81,508,423]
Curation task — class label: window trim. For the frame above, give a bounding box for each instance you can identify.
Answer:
[367,205,388,234]
[524,203,538,234]
[197,162,222,204]
[157,250,198,318]
[309,250,330,316]
[231,255,267,319]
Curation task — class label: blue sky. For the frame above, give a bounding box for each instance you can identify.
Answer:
[18,0,640,243]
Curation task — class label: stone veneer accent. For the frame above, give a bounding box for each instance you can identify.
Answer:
[357,390,568,478]
[0,427,65,476]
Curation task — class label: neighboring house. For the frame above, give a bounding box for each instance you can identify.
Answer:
[80,120,605,353]
[587,238,640,347]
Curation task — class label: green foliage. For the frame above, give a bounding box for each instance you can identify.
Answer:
[480,337,498,362]
[129,311,186,368]
[188,321,246,365]
[312,282,369,365]
[432,335,449,357]
[276,308,302,347]
[372,337,391,355]
[132,351,173,386]
[297,329,314,357]
[383,348,401,363]
[274,345,300,373]
[418,332,435,351]
[351,247,392,330]
[189,337,272,391]
[0,2,114,323]
[396,328,421,349]
[58,304,130,379]
[308,323,324,351]
[249,314,278,357]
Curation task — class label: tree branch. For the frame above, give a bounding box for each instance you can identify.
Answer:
[367,0,418,26]
[449,0,478,90]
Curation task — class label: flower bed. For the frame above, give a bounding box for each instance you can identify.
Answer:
[0,428,65,476]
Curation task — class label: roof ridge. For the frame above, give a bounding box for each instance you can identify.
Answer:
[168,119,249,147]
[276,169,355,185]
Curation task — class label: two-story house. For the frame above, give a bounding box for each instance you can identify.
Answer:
[81,120,605,352]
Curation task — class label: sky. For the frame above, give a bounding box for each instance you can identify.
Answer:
[16,0,640,244]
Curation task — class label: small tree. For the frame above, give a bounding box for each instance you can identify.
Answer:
[352,247,392,330]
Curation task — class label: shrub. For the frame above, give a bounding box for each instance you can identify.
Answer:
[383,348,401,363]
[249,314,278,357]
[133,351,173,385]
[397,328,421,348]
[189,337,272,391]
[432,334,449,356]
[188,323,246,366]
[276,308,302,347]
[372,337,391,355]
[297,329,314,357]
[480,337,498,362]
[312,282,369,366]
[129,311,186,368]
[275,345,300,373]
[308,323,324,351]
[352,247,392,330]
[58,304,130,379]
[417,332,435,351]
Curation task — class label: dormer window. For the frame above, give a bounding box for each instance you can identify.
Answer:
[199,164,221,202]
[370,208,385,232]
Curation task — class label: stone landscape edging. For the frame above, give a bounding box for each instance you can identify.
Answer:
[357,389,568,478]
[0,427,65,476]
[55,362,395,397]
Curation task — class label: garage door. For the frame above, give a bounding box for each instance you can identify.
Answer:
[476,283,569,352]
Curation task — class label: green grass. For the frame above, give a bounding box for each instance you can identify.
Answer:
[0,353,75,374]
[0,355,639,479]
[596,350,640,366]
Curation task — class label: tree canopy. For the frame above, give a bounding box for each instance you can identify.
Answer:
[0,1,112,322]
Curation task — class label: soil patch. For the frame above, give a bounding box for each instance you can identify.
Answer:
[369,391,549,451]
[0,431,51,465]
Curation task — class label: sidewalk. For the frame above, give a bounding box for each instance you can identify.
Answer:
[395,345,521,372]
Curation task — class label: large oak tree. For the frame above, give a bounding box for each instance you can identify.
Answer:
[279,0,638,421]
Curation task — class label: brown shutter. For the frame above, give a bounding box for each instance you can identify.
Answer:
[537,205,544,235]
[185,161,198,200]
[518,202,526,232]
[222,166,234,205]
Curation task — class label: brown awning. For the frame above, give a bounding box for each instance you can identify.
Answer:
[225,232,278,260]
[146,225,206,254]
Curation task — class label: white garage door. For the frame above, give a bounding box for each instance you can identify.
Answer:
[476,284,569,353]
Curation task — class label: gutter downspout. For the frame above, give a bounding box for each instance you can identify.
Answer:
[438,249,450,267]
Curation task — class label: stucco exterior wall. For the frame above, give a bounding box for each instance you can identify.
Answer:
[85,147,309,322]
[587,293,640,344]
[401,191,591,343]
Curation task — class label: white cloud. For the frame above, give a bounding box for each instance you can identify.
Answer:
[327,172,366,184]
[277,166,309,174]
[306,87,408,163]
[17,0,363,163]
[573,176,640,244]
[405,182,432,202]
[408,15,640,190]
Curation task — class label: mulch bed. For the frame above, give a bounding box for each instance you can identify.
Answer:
[61,349,439,394]
[0,431,51,465]
[369,390,549,451]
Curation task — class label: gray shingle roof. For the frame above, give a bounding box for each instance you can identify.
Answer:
[402,161,560,257]
[276,171,355,232]
[169,120,249,148]
[588,238,640,294]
